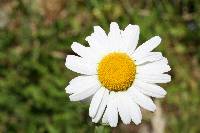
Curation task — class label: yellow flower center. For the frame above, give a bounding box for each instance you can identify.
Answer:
[98,52,136,92]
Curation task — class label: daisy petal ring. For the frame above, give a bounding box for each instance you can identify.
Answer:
[65,22,171,127]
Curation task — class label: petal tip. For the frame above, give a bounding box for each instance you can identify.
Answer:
[65,86,71,93]
[110,22,119,29]
[134,120,142,125]
[93,26,101,30]
[65,56,70,68]
[110,123,117,127]
[154,36,162,42]
[110,22,118,25]
[126,24,140,31]
[85,36,91,41]
[69,95,78,101]
[132,24,140,30]
[65,55,74,68]
[152,106,157,112]
[92,119,97,123]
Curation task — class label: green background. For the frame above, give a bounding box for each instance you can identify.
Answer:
[0,0,200,133]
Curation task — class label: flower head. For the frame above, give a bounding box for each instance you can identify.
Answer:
[65,22,171,127]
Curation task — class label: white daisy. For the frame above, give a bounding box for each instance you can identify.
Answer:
[65,22,171,127]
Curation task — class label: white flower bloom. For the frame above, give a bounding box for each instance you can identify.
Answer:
[65,22,171,127]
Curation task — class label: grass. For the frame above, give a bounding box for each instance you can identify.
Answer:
[0,0,200,132]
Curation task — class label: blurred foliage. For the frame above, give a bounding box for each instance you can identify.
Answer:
[0,0,200,133]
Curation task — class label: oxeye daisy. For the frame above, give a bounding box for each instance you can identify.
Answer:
[65,22,171,127]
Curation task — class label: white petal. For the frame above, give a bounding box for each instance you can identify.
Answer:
[89,87,106,118]
[124,94,142,125]
[136,58,171,74]
[134,52,163,65]
[85,25,111,57]
[69,75,97,86]
[106,92,118,127]
[69,79,101,101]
[94,26,107,37]
[128,87,156,112]
[93,26,109,48]
[65,85,78,94]
[117,92,131,124]
[102,107,109,124]
[133,36,161,59]
[121,24,139,54]
[108,22,123,51]
[71,42,90,58]
[65,55,97,75]
[136,73,171,84]
[86,34,107,57]
[71,42,100,63]
[92,88,109,123]
[66,75,98,94]
[134,79,167,98]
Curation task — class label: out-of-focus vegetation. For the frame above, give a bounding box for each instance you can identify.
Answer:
[0,0,200,133]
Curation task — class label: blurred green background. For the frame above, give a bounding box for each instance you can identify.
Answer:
[0,0,200,133]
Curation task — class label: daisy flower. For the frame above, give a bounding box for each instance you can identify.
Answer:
[65,22,171,127]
